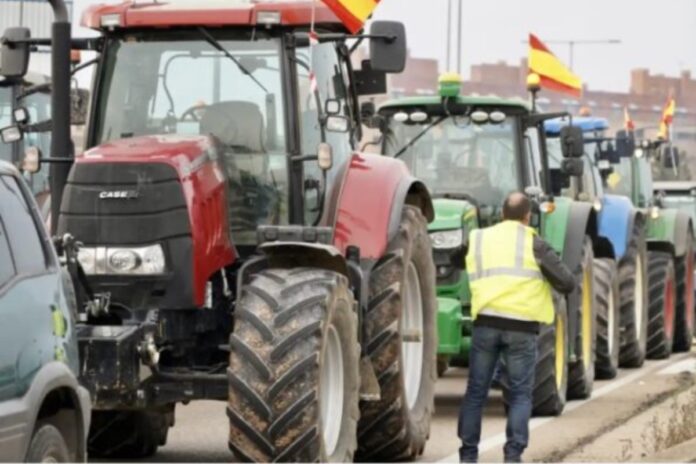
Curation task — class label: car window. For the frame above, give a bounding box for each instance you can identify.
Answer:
[0,175,47,274]
[0,219,15,288]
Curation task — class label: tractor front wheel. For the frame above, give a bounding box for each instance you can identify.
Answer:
[227,269,360,462]
[594,258,620,379]
[618,218,649,367]
[673,234,695,352]
[357,205,437,461]
[646,251,676,359]
[531,294,568,416]
[567,238,596,400]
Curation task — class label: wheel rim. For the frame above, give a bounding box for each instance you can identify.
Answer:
[665,274,675,339]
[401,261,424,410]
[320,325,344,457]
[607,285,616,355]
[582,268,592,367]
[634,254,645,336]
[555,316,565,389]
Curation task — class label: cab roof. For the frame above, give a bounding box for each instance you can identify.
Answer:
[544,116,609,136]
[82,0,345,31]
[379,95,530,113]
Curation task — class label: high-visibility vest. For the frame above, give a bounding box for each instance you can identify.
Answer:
[466,220,554,324]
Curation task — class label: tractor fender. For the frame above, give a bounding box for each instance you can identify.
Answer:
[598,194,635,260]
[647,208,694,258]
[542,197,598,269]
[333,153,433,260]
[258,241,349,276]
[561,201,599,270]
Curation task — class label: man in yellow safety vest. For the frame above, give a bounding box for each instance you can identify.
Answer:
[458,192,576,463]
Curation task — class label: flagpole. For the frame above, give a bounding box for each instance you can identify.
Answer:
[446,0,451,71]
[456,0,462,74]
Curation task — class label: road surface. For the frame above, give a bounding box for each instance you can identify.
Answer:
[104,352,696,462]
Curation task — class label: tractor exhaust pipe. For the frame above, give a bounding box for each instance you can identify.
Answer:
[47,0,72,234]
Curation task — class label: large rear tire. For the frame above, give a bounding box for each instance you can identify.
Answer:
[567,238,596,400]
[357,206,437,461]
[646,251,676,359]
[618,217,649,368]
[227,269,360,462]
[88,408,172,459]
[594,258,620,380]
[503,294,568,417]
[673,234,694,352]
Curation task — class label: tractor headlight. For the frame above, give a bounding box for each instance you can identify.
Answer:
[78,244,166,275]
[430,229,464,250]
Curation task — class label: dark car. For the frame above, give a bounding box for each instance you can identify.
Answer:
[0,160,90,462]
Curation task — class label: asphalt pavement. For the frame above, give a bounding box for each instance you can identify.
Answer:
[103,352,696,463]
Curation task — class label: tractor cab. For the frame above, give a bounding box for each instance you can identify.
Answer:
[0,72,52,199]
[0,2,442,461]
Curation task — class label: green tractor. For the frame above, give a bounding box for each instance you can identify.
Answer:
[375,73,602,416]
[604,135,695,354]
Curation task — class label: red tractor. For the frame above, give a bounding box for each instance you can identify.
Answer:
[0,0,437,461]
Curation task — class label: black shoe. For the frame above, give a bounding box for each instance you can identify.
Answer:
[504,455,522,463]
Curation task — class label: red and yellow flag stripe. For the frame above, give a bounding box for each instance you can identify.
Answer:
[528,34,582,97]
[658,97,676,139]
[322,0,380,34]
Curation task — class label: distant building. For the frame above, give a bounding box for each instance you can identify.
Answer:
[0,0,74,77]
[381,56,696,155]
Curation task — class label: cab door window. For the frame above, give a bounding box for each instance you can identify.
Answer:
[0,175,48,275]
[295,43,353,224]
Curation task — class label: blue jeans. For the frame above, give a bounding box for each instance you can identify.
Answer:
[458,326,537,462]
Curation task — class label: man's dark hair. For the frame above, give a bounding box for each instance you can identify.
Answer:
[503,192,531,221]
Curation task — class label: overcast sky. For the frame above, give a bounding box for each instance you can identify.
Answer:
[71,0,696,93]
[369,0,696,93]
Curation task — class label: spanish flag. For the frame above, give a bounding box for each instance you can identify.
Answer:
[321,0,380,34]
[624,106,635,132]
[657,97,676,140]
[528,34,582,97]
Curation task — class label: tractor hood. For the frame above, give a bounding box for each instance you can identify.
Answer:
[430,198,477,232]
[79,134,218,178]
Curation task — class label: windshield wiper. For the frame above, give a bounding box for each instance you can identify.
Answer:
[197,27,269,94]
[393,116,446,159]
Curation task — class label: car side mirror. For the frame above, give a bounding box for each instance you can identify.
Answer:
[561,158,584,177]
[1,27,31,78]
[369,21,407,73]
[560,126,584,158]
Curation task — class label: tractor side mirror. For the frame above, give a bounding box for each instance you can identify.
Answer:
[70,88,90,126]
[22,146,42,173]
[369,21,407,73]
[1,27,31,78]
[663,146,680,168]
[560,126,584,158]
[561,158,584,177]
[0,125,22,144]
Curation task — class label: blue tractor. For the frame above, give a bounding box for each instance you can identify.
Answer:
[545,117,649,380]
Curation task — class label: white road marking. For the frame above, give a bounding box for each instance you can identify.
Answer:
[658,356,696,375]
[438,353,691,462]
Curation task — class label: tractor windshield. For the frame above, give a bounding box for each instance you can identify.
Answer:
[93,31,290,244]
[384,115,520,207]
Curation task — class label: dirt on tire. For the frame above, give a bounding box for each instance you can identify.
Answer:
[356,205,437,461]
[673,233,695,352]
[227,268,360,462]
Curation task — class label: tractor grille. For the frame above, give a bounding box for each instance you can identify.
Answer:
[57,162,195,310]
[57,162,190,245]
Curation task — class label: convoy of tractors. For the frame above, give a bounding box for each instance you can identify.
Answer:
[0,0,693,462]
